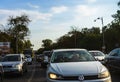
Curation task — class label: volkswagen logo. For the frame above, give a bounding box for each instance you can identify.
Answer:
[78,75,84,81]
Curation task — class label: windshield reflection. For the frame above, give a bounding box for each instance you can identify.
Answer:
[51,50,95,63]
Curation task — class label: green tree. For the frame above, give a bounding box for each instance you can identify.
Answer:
[103,1,120,52]
[24,40,32,49]
[42,39,52,50]
[8,14,31,53]
[57,34,72,48]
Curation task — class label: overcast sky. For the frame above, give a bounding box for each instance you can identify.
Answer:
[0,0,119,50]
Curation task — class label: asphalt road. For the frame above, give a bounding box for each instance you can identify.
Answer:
[3,62,120,82]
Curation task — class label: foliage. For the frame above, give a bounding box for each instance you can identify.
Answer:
[0,14,32,54]
[7,14,31,53]
[42,39,52,50]
[24,40,32,49]
[36,1,120,54]
[8,14,31,39]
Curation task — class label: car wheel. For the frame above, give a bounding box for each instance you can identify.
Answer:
[19,70,24,76]
[29,62,32,65]
[25,67,28,72]
[41,63,43,68]
[0,76,3,82]
[107,65,114,73]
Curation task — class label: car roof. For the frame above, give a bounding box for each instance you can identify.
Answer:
[43,51,51,53]
[53,49,86,52]
[112,48,120,50]
[5,54,24,57]
[89,50,102,52]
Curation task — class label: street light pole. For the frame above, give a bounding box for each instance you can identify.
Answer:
[94,17,105,53]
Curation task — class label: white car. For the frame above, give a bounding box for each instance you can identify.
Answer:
[46,49,111,82]
[0,54,28,75]
[89,50,105,63]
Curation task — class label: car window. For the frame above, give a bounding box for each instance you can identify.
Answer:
[109,48,120,56]
[51,50,95,63]
[25,55,31,58]
[2,55,21,62]
[43,51,51,57]
[117,49,120,57]
[89,52,104,56]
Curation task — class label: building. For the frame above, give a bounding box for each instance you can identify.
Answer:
[0,42,10,55]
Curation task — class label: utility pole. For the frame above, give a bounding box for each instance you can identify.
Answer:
[94,17,105,53]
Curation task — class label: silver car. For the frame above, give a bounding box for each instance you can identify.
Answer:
[0,54,28,75]
[46,49,111,82]
[0,63,4,82]
[89,50,105,63]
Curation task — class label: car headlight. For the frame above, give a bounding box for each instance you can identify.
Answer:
[12,64,22,70]
[49,73,63,80]
[98,70,110,78]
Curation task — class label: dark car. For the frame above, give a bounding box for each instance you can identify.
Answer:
[36,54,44,62]
[105,48,120,72]
[41,51,52,68]
[0,64,4,82]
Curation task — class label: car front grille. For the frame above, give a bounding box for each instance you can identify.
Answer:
[3,66,12,68]
[61,75,99,81]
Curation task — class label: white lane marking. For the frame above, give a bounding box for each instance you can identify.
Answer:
[27,64,36,82]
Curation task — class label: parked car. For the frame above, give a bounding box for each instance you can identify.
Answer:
[104,48,120,72]
[0,63,4,82]
[0,54,28,75]
[25,55,32,65]
[46,49,111,82]
[89,50,105,63]
[41,51,52,68]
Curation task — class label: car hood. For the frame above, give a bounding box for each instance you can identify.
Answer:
[0,61,20,66]
[49,61,105,76]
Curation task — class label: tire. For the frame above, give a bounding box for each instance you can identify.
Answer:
[19,70,23,76]
[25,67,28,73]
[0,76,3,82]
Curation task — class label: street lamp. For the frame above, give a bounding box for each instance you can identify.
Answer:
[94,17,105,52]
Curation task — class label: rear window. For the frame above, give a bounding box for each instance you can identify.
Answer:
[89,52,104,56]
[43,51,52,57]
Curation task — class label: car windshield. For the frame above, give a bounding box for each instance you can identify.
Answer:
[2,55,21,62]
[51,50,95,63]
[89,52,104,56]
[25,55,31,58]
[43,51,51,57]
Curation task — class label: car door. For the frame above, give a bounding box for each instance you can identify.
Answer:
[109,48,120,68]
[116,50,120,69]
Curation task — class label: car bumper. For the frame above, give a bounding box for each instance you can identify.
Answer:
[27,61,32,64]
[3,68,22,74]
[47,76,111,82]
